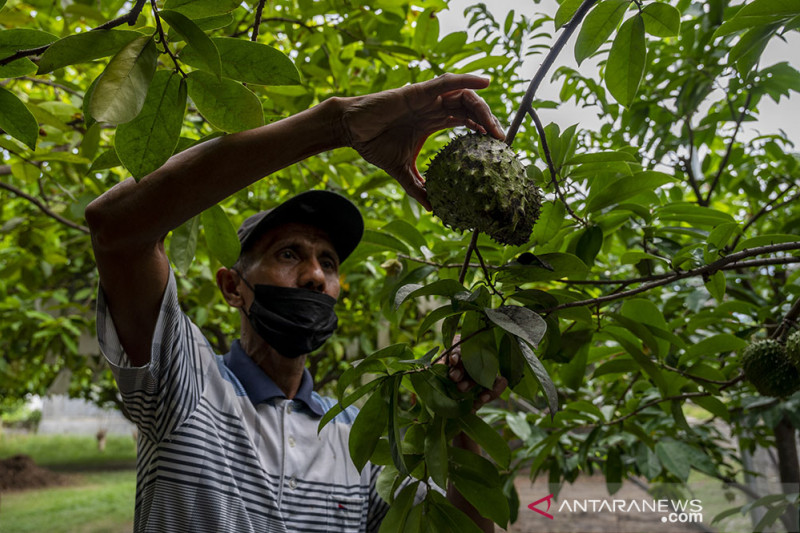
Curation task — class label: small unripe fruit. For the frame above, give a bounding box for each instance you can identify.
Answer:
[741,339,800,397]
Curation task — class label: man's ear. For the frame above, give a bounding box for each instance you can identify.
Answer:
[217,267,245,308]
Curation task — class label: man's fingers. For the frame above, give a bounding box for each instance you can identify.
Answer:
[440,89,505,140]
[397,169,431,211]
[425,73,491,96]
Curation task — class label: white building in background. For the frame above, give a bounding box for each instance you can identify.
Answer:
[37,395,134,436]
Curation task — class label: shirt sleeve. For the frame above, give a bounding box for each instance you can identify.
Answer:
[96,268,205,443]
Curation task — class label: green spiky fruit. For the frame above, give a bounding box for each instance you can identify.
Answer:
[425,133,541,246]
[740,339,800,397]
[786,330,800,369]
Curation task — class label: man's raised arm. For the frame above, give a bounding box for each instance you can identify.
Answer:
[85,73,503,368]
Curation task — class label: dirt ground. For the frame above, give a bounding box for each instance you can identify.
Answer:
[0,454,68,491]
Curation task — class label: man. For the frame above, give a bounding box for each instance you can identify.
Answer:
[86,74,506,532]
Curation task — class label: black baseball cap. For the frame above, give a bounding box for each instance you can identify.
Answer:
[237,190,364,263]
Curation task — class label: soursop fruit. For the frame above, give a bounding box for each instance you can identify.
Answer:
[740,339,800,397]
[786,330,800,369]
[425,133,541,246]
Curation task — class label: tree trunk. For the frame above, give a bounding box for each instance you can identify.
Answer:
[775,415,800,533]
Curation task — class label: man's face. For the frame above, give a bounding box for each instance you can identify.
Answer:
[239,222,341,306]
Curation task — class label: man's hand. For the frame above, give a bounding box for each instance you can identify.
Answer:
[340,74,505,210]
[446,336,508,411]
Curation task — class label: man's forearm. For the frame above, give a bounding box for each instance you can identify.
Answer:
[448,432,495,533]
[86,97,347,251]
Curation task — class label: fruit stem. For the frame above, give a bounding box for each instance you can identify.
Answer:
[458,232,480,284]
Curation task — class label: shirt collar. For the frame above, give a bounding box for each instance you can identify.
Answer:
[223,340,324,416]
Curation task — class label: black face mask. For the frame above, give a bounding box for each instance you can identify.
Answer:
[236,272,338,358]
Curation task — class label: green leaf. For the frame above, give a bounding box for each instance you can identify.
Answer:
[181,37,301,86]
[115,70,187,179]
[586,171,674,212]
[731,24,779,77]
[707,222,742,249]
[414,8,440,51]
[89,149,122,172]
[605,15,646,107]
[162,0,241,18]
[484,306,547,349]
[387,377,407,475]
[655,439,691,481]
[656,203,735,227]
[201,204,241,267]
[349,390,389,472]
[409,371,469,419]
[362,229,410,254]
[574,0,629,64]
[733,233,800,252]
[427,491,485,533]
[714,0,800,37]
[37,30,143,74]
[497,252,588,283]
[455,54,511,74]
[425,416,448,489]
[575,225,603,267]
[641,3,681,37]
[458,413,511,469]
[516,339,559,417]
[0,58,37,78]
[186,70,264,133]
[461,312,498,389]
[450,471,510,527]
[169,215,200,273]
[394,279,467,309]
[593,358,640,378]
[705,271,726,302]
[692,396,730,422]
[533,200,566,245]
[682,334,748,360]
[0,29,58,57]
[605,447,623,494]
[378,482,419,533]
[160,10,221,79]
[89,35,158,125]
[418,305,463,339]
[555,0,584,30]
[0,87,39,150]
[564,150,637,165]
[382,220,427,252]
[336,358,387,400]
[318,379,383,432]
[636,444,662,480]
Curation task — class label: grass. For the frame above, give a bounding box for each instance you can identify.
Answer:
[0,433,137,533]
[0,433,136,469]
[0,470,135,533]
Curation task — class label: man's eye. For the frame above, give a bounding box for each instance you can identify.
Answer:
[280,250,295,259]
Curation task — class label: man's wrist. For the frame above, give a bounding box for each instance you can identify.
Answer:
[319,95,354,149]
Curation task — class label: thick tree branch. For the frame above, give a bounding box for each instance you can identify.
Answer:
[506,0,599,146]
[0,180,90,233]
[527,106,586,226]
[0,0,148,66]
[771,295,800,342]
[704,91,752,205]
[544,242,800,313]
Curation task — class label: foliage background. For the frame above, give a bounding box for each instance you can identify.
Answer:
[1,0,800,530]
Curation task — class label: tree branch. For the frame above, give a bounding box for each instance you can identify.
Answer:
[729,184,798,251]
[0,181,90,233]
[251,0,268,41]
[17,76,84,97]
[0,0,148,66]
[544,242,800,313]
[527,106,587,226]
[704,91,752,205]
[506,0,599,147]
[771,295,800,342]
[150,0,186,78]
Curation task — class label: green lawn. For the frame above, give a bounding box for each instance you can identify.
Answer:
[0,433,137,533]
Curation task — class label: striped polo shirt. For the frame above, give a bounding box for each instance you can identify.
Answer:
[97,269,390,532]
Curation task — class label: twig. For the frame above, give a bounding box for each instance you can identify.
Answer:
[0,0,147,66]
[473,246,504,301]
[772,296,800,342]
[18,77,83,97]
[544,242,800,313]
[251,0,268,41]
[658,363,743,386]
[397,253,482,270]
[704,91,752,205]
[729,185,798,251]
[0,180,90,233]
[506,0,599,147]
[458,232,480,284]
[527,106,587,226]
[150,0,186,78]
[430,326,492,366]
